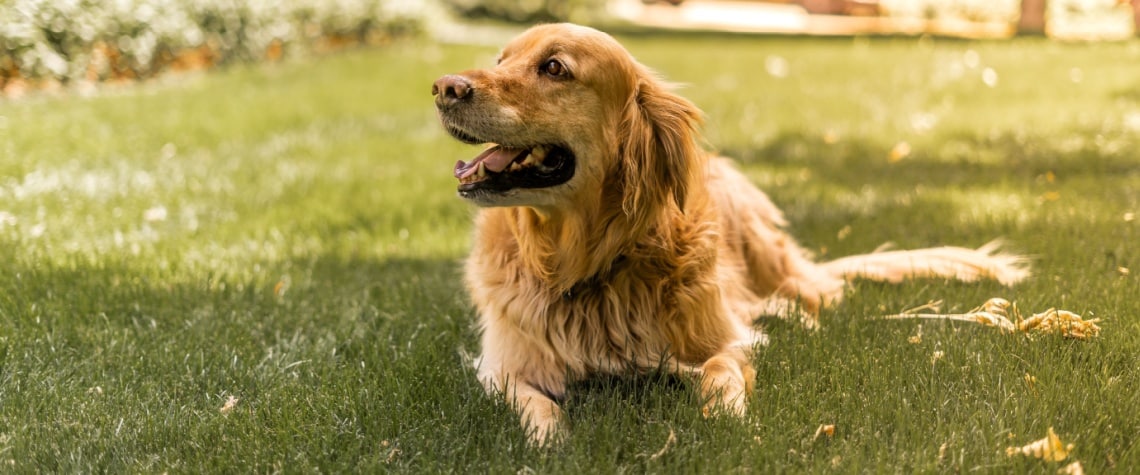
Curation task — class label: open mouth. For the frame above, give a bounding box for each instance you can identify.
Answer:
[453,143,576,196]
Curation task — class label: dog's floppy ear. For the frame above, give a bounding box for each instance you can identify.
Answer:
[618,73,703,226]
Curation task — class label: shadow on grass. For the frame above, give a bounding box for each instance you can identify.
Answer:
[724,127,1140,191]
[1113,85,1140,103]
[719,126,1140,256]
[0,250,506,471]
[0,239,777,470]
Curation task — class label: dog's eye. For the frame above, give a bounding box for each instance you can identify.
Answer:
[541,59,565,77]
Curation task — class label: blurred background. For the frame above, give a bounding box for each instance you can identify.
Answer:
[2,0,1139,96]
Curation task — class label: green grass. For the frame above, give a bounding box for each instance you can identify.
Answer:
[2,31,1139,472]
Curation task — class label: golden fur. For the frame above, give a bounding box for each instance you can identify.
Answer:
[432,23,1029,445]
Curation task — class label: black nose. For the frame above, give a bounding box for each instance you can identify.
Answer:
[432,75,473,108]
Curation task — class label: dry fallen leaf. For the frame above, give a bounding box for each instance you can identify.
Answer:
[937,441,950,465]
[882,298,1101,340]
[647,427,677,460]
[1006,427,1073,462]
[888,141,911,163]
[220,395,240,414]
[1058,460,1085,475]
[836,225,852,241]
[904,316,925,344]
[1018,308,1101,340]
[813,424,836,441]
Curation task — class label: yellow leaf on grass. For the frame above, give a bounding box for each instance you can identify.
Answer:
[888,142,911,163]
[1006,427,1073,462]
[813,424,836,441]
[1018,308,1101,340]
[1058,461,1085,475]
[220,395,240,414]
[882,298,1101,340]
[1024,373,1037,390]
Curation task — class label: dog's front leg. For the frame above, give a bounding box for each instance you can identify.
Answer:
[509,380,564,446]
[698,348,756,418]
[477,362,565,446]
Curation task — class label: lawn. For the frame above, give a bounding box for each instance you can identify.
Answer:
[1,30,1139,472]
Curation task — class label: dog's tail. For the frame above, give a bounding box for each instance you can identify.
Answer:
[820,241,1030,286]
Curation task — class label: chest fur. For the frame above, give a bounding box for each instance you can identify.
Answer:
[476,257,678,375]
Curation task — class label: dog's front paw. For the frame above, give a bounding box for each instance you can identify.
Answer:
[700,382,748,419]
[522,401,566,447]
[699,353,755,419]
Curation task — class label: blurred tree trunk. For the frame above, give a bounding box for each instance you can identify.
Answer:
[793,0,879,16]
[796,0,844,15]
[1019,0,1046,34]
[1132,0,1140,36]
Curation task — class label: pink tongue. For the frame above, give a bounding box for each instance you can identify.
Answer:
[454,146,527,179]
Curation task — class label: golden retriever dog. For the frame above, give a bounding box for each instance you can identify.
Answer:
[432,23,1029,445]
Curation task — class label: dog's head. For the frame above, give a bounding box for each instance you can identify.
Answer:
[433,23,702,219]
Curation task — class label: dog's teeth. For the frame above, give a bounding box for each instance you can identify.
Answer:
[531,146,548,160]
[476,161,487,177]
[509,162,522,171]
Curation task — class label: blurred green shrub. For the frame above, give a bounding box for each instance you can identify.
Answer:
[440,0,606,23]
[0,0,424,85]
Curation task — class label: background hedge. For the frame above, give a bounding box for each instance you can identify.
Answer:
[0,0,424,86]
[438,0,606,24]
